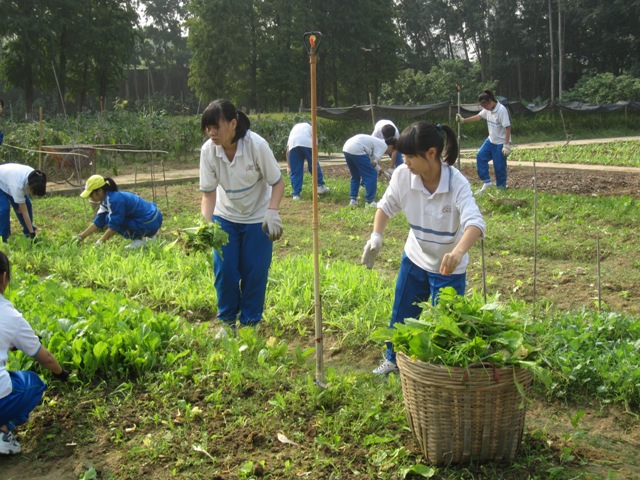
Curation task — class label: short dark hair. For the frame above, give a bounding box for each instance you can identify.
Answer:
[27,170,47,197]
[381,124,396,140]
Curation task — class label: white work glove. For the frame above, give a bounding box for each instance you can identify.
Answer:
[374,164,382,173]
[361,232,383,269]
[455,113,463,124]
[382,170,392,181]
[94,239,103,247]
[262,209,283,241]
[73,234,83,244]
[502,144,512,158]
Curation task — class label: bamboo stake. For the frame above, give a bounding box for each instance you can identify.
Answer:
[304,31,326,389]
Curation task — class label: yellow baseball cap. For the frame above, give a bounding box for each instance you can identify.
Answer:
[80,175,106,198]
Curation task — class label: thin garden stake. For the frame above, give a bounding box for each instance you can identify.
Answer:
[481,239,487,304]
[304,31,327,389]
[597,232,601,312]
[532,153,538,322]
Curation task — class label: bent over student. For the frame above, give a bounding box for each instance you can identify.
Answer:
[361,121,486,375]
[0,251,69,455]
[342,134,395,207]
[76,175,162,248]
[199,99,284,337]
[0,163,47,242]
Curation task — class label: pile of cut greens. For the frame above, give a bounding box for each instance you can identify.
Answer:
[373,287,549,382]
[177,220,229,255]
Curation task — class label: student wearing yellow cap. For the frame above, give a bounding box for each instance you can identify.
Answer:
[75,175,162,248]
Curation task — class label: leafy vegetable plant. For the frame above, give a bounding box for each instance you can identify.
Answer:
[176,219,229,255]
[373,287,549,382]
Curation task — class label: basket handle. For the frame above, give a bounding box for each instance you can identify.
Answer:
[461,362,500,384]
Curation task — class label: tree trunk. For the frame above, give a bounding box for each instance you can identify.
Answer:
[557,0,563,101]
[548,0,555,104]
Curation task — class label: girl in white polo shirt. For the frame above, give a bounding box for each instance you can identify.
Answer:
[199,99,284,336]
[361,121,486,375]
[456,89,512,194]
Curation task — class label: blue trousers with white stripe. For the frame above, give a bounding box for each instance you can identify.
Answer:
[0,371,47,431]
[344,152,377,203]
[476,138,508,188]
[288,146,326,197]
[212,215,273,325]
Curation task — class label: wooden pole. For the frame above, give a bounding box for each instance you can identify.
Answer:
[305,32,326,388]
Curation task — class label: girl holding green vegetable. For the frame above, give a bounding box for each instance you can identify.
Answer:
[361,121,486,375]
[199,99,284,337]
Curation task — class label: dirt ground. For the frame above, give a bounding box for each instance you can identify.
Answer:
[2,158,639,480]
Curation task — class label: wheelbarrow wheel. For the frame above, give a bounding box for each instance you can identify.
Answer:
[43,153,76,184]
[64,148,96,187]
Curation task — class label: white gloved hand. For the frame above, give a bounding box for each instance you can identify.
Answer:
[502,144,512,157]
[94,239,102,247]
[374,164,382,173]
[382,170,392,181]
[262,209,283,241]
[361,232,383,269]
[455,113,463,124]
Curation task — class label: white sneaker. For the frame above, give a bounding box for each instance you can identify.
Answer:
[366,201,378,208]
[349,199,358,207]
[474,182,493,195]
[125,239,147,249]
[146,235,157,242]
[0,431,21,455]
[292,195,301,201]
[317,185,330,195]
[372,359,399,375]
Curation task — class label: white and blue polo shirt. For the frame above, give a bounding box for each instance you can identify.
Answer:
[378,164,486,274]
[200,130,282,224]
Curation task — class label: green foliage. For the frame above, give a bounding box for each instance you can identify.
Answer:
[536,310,640,409]
[6,272,195,382]
[373,288,547,380]
[379,61,498,105]
[510,141,640,168]
[177,219,229,255]
[563,73,640,103]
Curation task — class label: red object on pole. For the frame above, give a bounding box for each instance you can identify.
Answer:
[303,31,326,388]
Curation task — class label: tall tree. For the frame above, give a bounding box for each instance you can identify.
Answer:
[136,0,190,100]
[0,0,55,116]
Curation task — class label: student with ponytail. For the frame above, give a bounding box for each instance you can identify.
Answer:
[361,121,486,375]
[199,99,284,337]
[0,164,47,242]
[456,89,512,194]
[76,175,163,248]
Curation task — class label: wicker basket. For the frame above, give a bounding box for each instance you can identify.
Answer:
[396,351,533,466]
